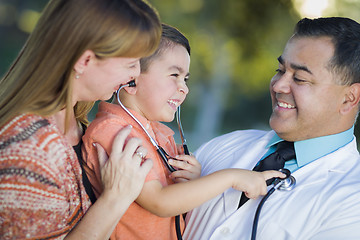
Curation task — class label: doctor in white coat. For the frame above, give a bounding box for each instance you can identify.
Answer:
[184,17,360,240]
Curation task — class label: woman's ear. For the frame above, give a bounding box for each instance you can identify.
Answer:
[74,50,95,74]
[341,83,360,114]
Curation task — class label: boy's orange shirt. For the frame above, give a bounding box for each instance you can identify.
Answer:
[82,101,184,240]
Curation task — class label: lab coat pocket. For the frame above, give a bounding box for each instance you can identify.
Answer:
[257,221,295,240]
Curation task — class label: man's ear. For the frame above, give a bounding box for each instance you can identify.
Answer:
[341,83,360,114]
[74,50,95,74]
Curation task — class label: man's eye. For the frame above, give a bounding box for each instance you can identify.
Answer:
[275,69,285,74]
[294,77,306,83]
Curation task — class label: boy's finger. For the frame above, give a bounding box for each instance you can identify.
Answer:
[262,170,286,180]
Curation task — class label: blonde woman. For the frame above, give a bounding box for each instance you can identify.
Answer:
[0,0,161,239]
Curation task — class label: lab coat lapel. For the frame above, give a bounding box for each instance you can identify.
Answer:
[215,143,353,240]
[292,138,357,188]
[223,131,274,217]
[231,130,274,170]
[254,139,359,238]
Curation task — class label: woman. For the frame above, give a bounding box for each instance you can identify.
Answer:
[0,0,161,239]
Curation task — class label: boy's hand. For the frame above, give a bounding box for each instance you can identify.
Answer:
[231,169,286,199]
[168,154,201,183]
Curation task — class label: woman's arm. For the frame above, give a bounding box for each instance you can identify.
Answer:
[136,168,284,217]
[65,126,153,240]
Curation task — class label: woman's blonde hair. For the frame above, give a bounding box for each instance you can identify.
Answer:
[0,0,161,128]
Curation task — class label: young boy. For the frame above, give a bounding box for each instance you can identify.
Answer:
[82,24,284,239]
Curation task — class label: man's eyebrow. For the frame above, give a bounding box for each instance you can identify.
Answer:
[277,56,313,75]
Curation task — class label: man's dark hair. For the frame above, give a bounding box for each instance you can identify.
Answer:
[294,17,360,85]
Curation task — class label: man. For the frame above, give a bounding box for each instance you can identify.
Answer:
[183,17,360,239]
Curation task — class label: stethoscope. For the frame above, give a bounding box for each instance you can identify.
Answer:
[116,81,296,240]
[251,168,296,240]
[116,80,187,240]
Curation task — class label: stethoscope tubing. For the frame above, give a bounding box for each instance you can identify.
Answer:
[116,82,186,240]
[251,180,282,240]
[251,169,295,240]
[176,106,190,155]
[116,82,176,172]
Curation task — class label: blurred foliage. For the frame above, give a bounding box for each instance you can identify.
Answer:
[0,0,45,76]
[1,0,360,150]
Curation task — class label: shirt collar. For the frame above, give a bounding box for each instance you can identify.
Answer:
[267,126,354,168]
[99,101,174,139]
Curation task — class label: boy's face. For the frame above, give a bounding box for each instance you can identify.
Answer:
[135,44,190,122]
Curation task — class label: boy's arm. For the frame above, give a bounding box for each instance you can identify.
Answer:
[136,168,285,217]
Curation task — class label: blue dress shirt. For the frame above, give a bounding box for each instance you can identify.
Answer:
[264,126,354,172]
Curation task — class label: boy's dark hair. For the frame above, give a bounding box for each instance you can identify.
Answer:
[140,23,190,72]
[294,17,360,85]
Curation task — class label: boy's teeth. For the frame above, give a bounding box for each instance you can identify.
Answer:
[168,100,178,106]
[278,102,295,109]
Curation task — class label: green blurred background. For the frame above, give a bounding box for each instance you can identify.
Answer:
[1,0,360,151]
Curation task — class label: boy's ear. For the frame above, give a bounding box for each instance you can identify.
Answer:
[340,83,360,114]
[74,50,95,74]
[123,85,137,95]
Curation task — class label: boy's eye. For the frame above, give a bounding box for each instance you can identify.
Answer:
[184,76,189,82]
[171,73,179,77]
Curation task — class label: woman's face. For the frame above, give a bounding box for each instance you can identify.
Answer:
[73,53,141,102]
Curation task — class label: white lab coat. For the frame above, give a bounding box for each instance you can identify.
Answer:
[184,130,360,240]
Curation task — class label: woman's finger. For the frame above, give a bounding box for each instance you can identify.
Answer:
[138,158,153,177]
[108,125,133,158]
[121,137,142,160]
[95,142,108,169]
[133,146,148,160]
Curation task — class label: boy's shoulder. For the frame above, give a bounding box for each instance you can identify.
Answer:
[150,121,174,137]
[86,102,129,134]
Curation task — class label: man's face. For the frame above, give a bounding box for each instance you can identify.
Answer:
[269,36,349,141]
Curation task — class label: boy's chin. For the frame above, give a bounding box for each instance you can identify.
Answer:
[162,114,175,123]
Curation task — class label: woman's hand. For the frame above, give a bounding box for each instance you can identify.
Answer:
[95,126,153,208]
[65,126,153,240]
[168,154,201,183]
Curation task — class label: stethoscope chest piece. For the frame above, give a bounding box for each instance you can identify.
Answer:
[278,175,296,191]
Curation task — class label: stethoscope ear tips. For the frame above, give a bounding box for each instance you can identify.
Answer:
[128,80,136,87]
